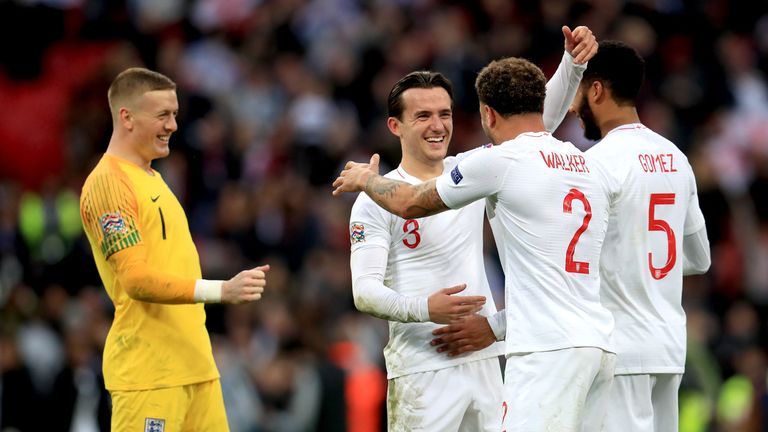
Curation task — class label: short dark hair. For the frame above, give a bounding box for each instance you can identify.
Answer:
[387,71,454,119]
[582,40,645,105]
[475,57,546,116]
[108,67,176,117]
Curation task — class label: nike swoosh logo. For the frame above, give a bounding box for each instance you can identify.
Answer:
[151,195,160,202]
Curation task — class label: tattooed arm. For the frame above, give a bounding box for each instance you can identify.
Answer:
[365,176,449,219]
[332,154,449,219]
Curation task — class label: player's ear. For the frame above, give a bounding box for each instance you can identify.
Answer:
[387,116,401,137]
[119,107,134,130]
[591,80,606,104]
[482,104,497,128]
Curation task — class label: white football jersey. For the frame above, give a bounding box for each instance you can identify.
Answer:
[350,148,504,379]
[587,123,707,374]
[436,132,614,354]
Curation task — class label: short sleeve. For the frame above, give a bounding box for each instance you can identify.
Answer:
[80,172,143,259]
[435,147,506,210]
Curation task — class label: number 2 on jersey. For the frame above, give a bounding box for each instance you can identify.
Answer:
[402,219,421,249]
[648,193,676,279]
[562,188,592,274]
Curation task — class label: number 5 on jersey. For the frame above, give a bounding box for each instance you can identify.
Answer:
[648,193,676,280]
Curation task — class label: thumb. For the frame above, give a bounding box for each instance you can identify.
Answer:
[370,153,380,171]
[442,284,467,295]
[562,25,574,45]
[254,264,271,272]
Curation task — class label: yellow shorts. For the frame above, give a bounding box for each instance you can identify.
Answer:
[110,379,229,432]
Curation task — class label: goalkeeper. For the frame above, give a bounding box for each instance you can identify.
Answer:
[80,67,269,432]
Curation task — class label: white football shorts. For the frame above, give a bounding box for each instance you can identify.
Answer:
[603,373,682,432]
[387,357,503,432]
[502,347,616,431]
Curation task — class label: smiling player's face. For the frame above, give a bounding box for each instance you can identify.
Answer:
[390,87,453,166]
[129,89,179,163]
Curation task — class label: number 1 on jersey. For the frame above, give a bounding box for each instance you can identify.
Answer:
[563,188,592,274]
[158,207,166,240]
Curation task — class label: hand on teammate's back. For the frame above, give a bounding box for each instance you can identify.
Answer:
[430,314,496,357]
[221,265,270,304]
[427,284,486,324]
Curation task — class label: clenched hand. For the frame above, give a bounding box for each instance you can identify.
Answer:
[222,265,270,304]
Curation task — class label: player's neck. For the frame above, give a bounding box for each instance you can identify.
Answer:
[106,136,154,174]
[599,106,640,137]
[400,158,443,181]
[493,113,546,144]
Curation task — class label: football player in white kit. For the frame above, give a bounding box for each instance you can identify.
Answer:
[347,28,598,432]
[336,56,615,431]
[570,41,711,431]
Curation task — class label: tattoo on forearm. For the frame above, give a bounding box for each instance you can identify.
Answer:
[364,176,448,218]
[411,180,449,216]
[365,176,405,214]
[366,175,401,199]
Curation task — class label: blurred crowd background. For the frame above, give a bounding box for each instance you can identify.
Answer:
[0,0,767,431]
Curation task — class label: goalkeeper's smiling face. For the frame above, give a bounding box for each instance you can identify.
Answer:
[129,89,179,162]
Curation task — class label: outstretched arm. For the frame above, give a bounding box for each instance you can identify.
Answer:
[81,172,268,305]
[108,245,269,304]
[332,154,449,219]
[543,25,597,131]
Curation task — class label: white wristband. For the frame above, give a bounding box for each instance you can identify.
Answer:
[194,279,223,303]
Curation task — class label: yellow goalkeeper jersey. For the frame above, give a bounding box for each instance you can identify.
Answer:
[80,154,218,391]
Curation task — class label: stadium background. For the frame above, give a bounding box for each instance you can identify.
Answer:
[0,0,766,430]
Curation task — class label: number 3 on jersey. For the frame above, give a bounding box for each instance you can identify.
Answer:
[402,219,421,249]
[563,188,592,274]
